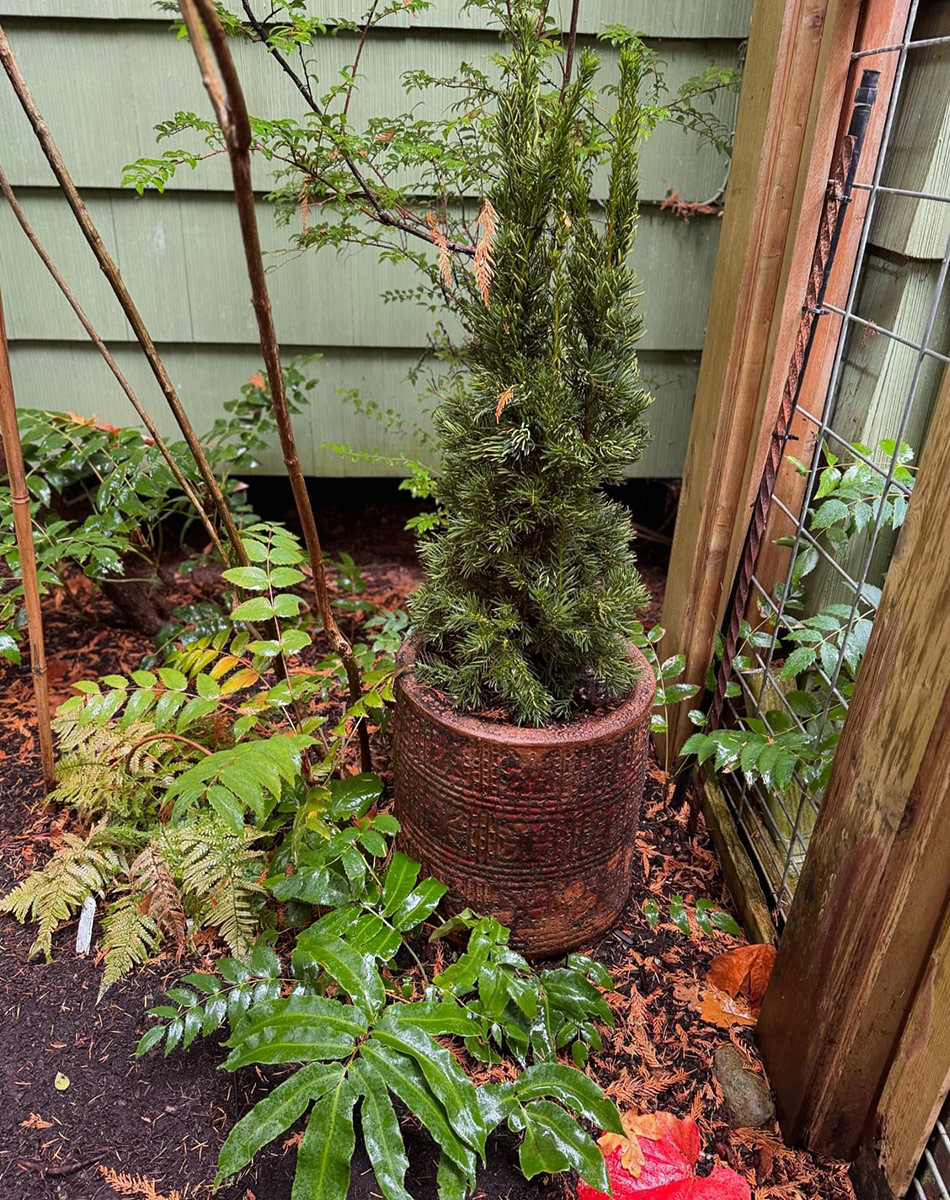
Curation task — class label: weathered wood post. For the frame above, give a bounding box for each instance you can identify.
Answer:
[757,363,950,1187]
[659,0,867,757]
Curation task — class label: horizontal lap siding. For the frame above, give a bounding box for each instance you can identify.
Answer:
[0,3,751,476]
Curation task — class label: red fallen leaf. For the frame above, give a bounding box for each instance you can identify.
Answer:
[577,1112,751,1200]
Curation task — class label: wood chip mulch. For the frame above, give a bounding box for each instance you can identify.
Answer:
[0,559,855,1200]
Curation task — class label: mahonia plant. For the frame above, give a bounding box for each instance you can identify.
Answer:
[139,845,622,1200]
[0,523,394,995]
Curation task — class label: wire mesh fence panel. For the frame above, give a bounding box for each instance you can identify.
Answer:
[704,1,950,921]
[913,1093,950,1200]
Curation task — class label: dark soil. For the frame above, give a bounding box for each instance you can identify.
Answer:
[0,481,853,1200]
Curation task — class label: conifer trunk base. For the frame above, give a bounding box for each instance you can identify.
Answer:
[392,639,655,957]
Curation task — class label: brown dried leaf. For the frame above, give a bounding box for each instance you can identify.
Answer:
[426,212,453,289]
[706,943,776,1011]
[495,388,514,421]
[474,197,498,306]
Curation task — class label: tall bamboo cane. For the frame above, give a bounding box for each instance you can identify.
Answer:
[0,22,249,571]
[0,286,55,791]
[179,0,372,773]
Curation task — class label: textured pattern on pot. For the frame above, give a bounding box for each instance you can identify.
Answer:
[393,639,655,957]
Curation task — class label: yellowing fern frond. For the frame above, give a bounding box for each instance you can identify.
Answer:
[162,822,265,958]
[474,197,498,306]
[97,890,161,999]
[0,831,122,959]
[52,718,170,820]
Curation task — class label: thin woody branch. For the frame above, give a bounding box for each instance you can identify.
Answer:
[182,0,372,773]
[239,0,476,258]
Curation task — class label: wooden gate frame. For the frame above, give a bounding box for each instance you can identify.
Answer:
[757,362,950,1197]
[661,0,950,1193]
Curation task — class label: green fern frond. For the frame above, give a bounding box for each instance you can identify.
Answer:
[52,718,172,819]
[98,890,162,999]
[0,830,123,959]
[162,822,265,957]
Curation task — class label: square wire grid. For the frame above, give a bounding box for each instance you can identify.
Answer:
[716,1,950,920]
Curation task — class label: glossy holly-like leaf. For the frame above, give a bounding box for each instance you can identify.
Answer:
[371,1017,487,1155]
[298,930,385,1016]
[327,772,383,820]
[361,1040,475,1173]
[351,1060,412,1200]
[519,1098,609,1190]
[290,1073,358,1200]
[381,851,421,916]
[222,995,367,1068]
[513,1062,622,1134]
[216,1062,340,1183]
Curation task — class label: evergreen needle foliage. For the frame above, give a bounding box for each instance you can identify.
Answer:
[409,11,653,724]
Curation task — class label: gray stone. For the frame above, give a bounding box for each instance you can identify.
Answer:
[713,1045,776,1129]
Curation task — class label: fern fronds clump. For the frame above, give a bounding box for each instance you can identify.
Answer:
[161,821,266,958]
[98,890,162,999]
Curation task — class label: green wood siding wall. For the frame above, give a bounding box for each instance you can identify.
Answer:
[0,1,750,476]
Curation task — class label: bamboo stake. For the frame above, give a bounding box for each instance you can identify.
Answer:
[180,0,372,773]
[0,285,55,791]
[0,162,227,563]
[0,22,249,570]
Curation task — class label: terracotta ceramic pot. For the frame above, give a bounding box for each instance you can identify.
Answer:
[392,639,655,957]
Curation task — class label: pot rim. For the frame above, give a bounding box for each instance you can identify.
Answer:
[397,635,656,747]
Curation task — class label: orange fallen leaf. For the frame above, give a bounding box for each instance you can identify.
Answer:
[697,984,757,1029]
[706,943,776,1013]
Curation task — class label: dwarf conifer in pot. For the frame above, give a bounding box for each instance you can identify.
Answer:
[394,9,658,956]
[409,15,653,726]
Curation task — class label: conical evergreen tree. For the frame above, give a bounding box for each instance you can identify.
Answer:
[410,7,654,725]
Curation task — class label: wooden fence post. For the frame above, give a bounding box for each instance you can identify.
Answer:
[757,364,950,1168]
[660,0,864,756]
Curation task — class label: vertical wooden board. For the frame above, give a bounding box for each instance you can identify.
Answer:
[747,0,918,602]
[875,901,950,1197]
[659,0,865,756]
[757,365,950,1160]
